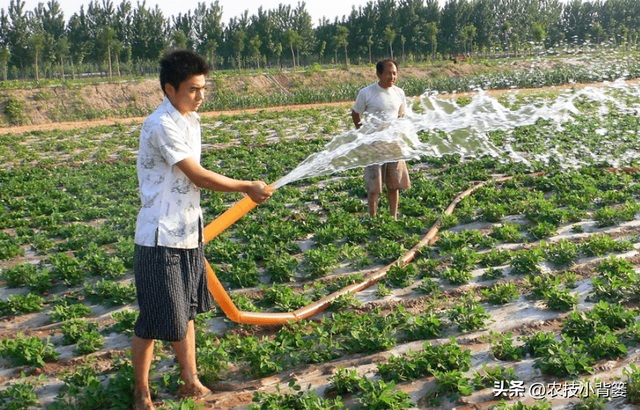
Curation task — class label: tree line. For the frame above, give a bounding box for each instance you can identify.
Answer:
[1,0,639,81]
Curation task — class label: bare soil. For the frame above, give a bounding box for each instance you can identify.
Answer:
[0,59,566,133]
[0,101,355,135]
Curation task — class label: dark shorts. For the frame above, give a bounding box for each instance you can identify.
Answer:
[133,242,214,342]
[364,161,411,194]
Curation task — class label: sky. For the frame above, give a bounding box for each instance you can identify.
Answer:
[16,0,375,25]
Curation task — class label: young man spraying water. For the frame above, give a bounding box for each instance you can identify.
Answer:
[351,59,411,219]
[131,50,272,410]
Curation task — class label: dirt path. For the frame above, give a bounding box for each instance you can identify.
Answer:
[0,102,355,135]
[4,78,639,136]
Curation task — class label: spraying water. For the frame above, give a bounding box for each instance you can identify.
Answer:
[273,79,640,189]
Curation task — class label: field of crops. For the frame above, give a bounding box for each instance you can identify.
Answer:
[3,57,640,410]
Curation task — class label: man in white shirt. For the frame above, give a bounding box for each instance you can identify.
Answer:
[351,59,411,219]
[132,50,272,410]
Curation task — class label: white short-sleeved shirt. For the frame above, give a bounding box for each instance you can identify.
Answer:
[135,97,203,249]
[352,82,407,123]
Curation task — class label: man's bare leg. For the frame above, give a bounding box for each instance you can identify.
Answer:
[173,320,211,398]
[132,335,156,410]
[388,189,399,220]
[368,192,379,216]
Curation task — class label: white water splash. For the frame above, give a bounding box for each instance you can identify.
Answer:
[273,80,640,189]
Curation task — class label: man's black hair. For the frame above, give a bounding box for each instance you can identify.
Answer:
[376,59,399,74]
[160,50,209,95]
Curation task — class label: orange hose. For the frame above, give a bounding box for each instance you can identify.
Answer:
[205,259,296,324]
[203,189,306,325]
[203,195,260,243]
[202,175,529,325]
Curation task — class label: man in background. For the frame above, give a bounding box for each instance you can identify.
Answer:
[351,59,411,219]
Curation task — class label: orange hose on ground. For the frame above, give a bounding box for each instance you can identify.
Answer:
[202,175,541,325]
[205,259,296,324]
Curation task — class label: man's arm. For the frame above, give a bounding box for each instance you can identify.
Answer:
[351,110,362,129]
[175,157,272,204]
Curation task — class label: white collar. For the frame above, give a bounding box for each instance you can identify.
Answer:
[161,97,200,132]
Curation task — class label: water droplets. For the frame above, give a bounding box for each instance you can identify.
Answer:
[274,80,640,188]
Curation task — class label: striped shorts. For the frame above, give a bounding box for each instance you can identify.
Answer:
[133,242,214,342]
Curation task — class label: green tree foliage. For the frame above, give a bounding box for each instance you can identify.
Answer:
[334,25,349,65]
